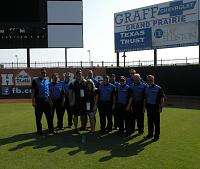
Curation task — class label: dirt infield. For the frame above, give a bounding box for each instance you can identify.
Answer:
[0,99,31,104]
[0,96,199,109]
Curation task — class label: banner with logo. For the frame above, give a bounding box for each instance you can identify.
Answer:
[114,0,199,52]
[152,21,198,48]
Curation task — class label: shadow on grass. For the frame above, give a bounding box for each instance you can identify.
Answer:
[0,129,154,161]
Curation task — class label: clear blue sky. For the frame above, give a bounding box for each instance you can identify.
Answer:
[0,0,198,64]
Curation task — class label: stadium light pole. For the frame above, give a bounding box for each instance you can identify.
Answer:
[87,50,91,66]
[122,51,126,67]
[15,55,18,68]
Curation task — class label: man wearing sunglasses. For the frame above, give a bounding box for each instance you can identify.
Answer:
[31,68,55,136]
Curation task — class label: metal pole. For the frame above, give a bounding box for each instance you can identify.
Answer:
[154,49,157,66]
[15,55,18,68]
[27,48,30,68]
[88,50,91,66]
[116,52,119,67]
[65,48,67,68]
[122,51,126,67]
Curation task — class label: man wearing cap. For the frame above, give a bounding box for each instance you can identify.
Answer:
[98,75,116,133]
[31,68,55,135]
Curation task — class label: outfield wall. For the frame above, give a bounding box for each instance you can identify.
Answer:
[106,64,200,96]
[0,65,199,98]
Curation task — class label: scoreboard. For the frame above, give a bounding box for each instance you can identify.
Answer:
[0,0,83,49]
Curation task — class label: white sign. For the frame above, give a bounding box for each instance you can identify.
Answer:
[1,74,13,86]
[152,21,198,48]
[15,70,31,86]
[114,0,198,33]
[114,0,199,51]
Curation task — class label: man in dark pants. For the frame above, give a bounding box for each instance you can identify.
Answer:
[130,73,146,135]
[145,75,165,141]
[98,75,115,133]
[69,70,87,134]
[49,73,65,130]
[31,68,55,135]
[109,73,120,130]
[116,76,132,137]
[61,72,73,128]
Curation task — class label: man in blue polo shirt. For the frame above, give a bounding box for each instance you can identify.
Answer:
[31,68,55,135]
[116,76,132,137]
[109,73,120,130]
[145,75,165,141]
[130,73,146,135]
[87,70,100,89]
[61,72,73,128]
[98,75,116,133]
[126,69,136,85]
[49,73,65,130]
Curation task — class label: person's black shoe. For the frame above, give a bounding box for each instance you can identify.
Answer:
[124,133,131,137]
[48,131,58,136]
[144,135,153,139]
[79,127,87,131]
[58,127,64,130]
[72,129,80,135]
[37,131,44,136]
[153,136,159,141]
[138,131,144,135]
[106,130,112,134]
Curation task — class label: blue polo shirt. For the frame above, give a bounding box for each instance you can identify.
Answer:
[31,77,50,99]
[116,84,132,105]
[130,82,146,101]
[49,81,63,101]
[60,80,70,94]
[91,78,100,89]
[126,77,134,86]
[99,83,115,102]
[145,84,165,105]
[110,81,120,88]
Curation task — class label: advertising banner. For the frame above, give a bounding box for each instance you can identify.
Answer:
[115,28,152,52]
[152,21,198,48]
[114,0,199,52]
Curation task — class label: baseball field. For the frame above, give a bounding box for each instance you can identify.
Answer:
[0,101,200,169]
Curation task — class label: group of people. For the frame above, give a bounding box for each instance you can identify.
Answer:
[31,68,165,141]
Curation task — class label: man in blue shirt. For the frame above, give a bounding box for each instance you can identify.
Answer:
[31,68,55,135]
[116,76,132,137]
[130,73,146,135]
[126,69,136,85]
[98,75,116,133]
[87,70,100,89]
[61,72,73,128]
[49,73,65,130]
[145,75,165,141]
[109,73,120,130]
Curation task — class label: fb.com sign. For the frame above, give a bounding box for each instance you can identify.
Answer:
[1,86,31,96]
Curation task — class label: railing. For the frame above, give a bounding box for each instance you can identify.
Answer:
[0,57,199,68]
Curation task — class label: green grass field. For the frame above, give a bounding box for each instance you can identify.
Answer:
[0,103,200,169]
